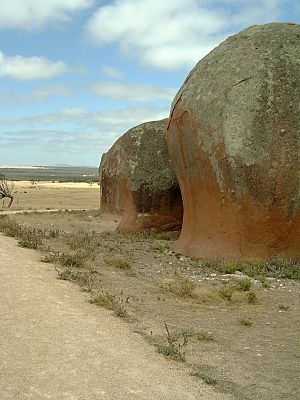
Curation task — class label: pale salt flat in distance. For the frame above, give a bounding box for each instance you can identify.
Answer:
[13,181,99,189]
[0,165,48,169]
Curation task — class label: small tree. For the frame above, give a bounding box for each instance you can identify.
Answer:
[0,174,14,207]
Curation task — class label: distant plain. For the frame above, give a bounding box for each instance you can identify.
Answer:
[0,166,99,211]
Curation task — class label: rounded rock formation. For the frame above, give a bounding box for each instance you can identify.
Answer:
[100,119,182,232]
[167,23,300,260]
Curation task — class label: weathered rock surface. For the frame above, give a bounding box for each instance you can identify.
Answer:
[167,23,300,260]
[100,119,182,232]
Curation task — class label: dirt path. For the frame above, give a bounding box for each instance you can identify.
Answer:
[0,234,231,400]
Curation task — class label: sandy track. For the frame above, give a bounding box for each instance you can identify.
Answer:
[0,234,231,400]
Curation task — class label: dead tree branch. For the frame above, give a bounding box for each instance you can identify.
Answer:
[0,174,14,207]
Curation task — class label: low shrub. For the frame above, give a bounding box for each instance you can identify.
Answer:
[161,272,197,298]
[239,317,253,326]
[105,257,132,270]
[219,285,233,301]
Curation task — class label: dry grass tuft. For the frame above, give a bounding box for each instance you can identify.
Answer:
[105,257,132,270]
[160,272,197,298]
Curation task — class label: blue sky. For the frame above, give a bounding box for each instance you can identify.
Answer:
[0,0,299,167]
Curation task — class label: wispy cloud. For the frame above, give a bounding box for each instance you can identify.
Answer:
[101,66,124,80]
[33,84,74,99]
[0,0,94,31]
[0,106,169,157]
[17,107,169,128]
[0,129,104,153]
[85,0,288,70]
[92,82,176,102]
[0,84,73,106]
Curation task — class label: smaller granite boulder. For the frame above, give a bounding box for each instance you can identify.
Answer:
[100,119,182,233]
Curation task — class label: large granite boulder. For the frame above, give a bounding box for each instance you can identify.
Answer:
[100,119,182,232]
[167,23,300,260]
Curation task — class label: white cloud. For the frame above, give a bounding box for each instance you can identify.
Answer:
[85,0,288,70]
[92,82,176,102]
[0,0,94,30]
[101,66,124,79]
[0,52,70,80]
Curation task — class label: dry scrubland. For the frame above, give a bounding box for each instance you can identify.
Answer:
[0,184,299,400]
